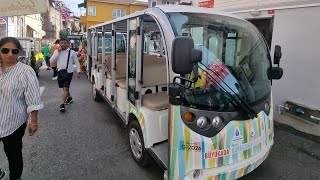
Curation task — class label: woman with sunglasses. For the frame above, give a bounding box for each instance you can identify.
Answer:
[0,37,43,180]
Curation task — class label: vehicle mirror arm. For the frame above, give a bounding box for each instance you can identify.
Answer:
[173,74,198,89]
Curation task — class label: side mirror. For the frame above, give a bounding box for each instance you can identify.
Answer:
[172,36,202,74]
[192,49,202,63]
[268,67,283,80]
[274,45,282,65]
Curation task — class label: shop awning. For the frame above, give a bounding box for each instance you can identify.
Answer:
[0,0,49,17]
[26,24,46,37]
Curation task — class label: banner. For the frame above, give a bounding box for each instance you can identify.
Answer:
[198,0,214,8]
[0,0,49,17]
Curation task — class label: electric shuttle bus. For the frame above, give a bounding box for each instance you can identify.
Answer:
[87,5,283,180]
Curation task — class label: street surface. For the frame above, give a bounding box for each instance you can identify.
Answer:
[1,66,320,180]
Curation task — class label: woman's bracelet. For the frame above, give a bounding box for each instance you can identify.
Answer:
[29,122,38,126]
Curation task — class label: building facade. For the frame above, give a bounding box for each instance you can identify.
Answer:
[79,0,148,30]
[42,6,63,39]
[7,14,45,38]
[216,0,320,136]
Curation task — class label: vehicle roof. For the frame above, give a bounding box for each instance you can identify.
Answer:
[89,10,146,30]
[88,5,243,30]
[156,5,242,20]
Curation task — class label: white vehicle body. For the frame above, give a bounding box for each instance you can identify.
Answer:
[87,5,283,180]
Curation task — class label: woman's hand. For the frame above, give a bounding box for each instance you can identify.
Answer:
[29,111,39,136]
[28,123,38,136]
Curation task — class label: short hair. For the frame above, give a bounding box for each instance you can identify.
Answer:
[54,39,60,44]
[0,37,23,50]
[59,38,69,43]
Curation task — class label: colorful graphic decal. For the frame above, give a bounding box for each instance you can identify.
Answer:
[128,102,146,141]
[206,149,271,180]
[169,105,274,180]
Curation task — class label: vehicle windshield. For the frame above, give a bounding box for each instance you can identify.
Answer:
[168,12,271,111]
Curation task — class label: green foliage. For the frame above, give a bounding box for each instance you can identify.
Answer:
[59,29,68,39]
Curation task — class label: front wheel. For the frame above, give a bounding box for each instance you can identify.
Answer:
[92,81,102,102]
[128,120,151,166]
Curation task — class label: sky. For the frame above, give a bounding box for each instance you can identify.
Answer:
[63,0,148,16]
[63,0,83,16]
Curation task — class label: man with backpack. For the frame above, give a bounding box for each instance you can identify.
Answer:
[50,38,80,112]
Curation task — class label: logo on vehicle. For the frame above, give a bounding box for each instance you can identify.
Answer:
[204,149,230,159]
[232,127,243,144]
[179,142,201,152]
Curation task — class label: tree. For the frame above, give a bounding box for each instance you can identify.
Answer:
[59,29,68,39]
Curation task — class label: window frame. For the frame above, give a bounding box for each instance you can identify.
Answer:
[88,6,96,16]
[112,9,126,18]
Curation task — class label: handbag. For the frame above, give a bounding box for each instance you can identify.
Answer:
[58,50,72,79]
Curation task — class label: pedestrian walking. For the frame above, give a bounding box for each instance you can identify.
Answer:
[0,37,43,180]
[42,43,51,70]
[77,41,87,73]
[50,39,60,80]
[50,38,80,112]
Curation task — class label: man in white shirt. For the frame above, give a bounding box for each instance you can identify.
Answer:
[50,38,80,112]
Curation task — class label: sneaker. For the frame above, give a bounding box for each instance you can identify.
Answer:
[65,97,73,105]
[59,104,65,112]
[0,169,5,179]
[47,67,51,70]
[52,76,58,80]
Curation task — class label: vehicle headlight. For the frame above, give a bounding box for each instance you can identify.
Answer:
[212,116,223,128]
[197,116,208,129]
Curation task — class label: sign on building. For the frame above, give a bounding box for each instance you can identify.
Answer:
[0,0,49,17]
[198,0,214,8]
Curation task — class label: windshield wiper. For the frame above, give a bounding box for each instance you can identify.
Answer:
[198,63,257,118]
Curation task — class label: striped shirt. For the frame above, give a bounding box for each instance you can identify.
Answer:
[0,61,43,138]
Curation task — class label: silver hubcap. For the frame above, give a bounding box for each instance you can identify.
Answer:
[129,128,142,159]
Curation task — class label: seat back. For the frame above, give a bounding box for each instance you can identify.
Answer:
[142,55,167,88]
[98,53,102,64]
[105,52,127,78]
[116,56,126,77]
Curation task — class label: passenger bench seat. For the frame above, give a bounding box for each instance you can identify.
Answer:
[117,79,127,90]
[142,92,169,111]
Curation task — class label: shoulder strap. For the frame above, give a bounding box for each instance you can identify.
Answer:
[66,49,71,69]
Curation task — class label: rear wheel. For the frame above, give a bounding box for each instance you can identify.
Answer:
[92,81,102,102]
[128,120,151,166]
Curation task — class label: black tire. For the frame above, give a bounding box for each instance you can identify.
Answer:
[92,81,102,102]
[128,120,151,167]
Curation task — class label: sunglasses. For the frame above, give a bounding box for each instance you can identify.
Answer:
[1,48,20,55]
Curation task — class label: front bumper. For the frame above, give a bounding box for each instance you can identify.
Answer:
[184,143,273,180]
